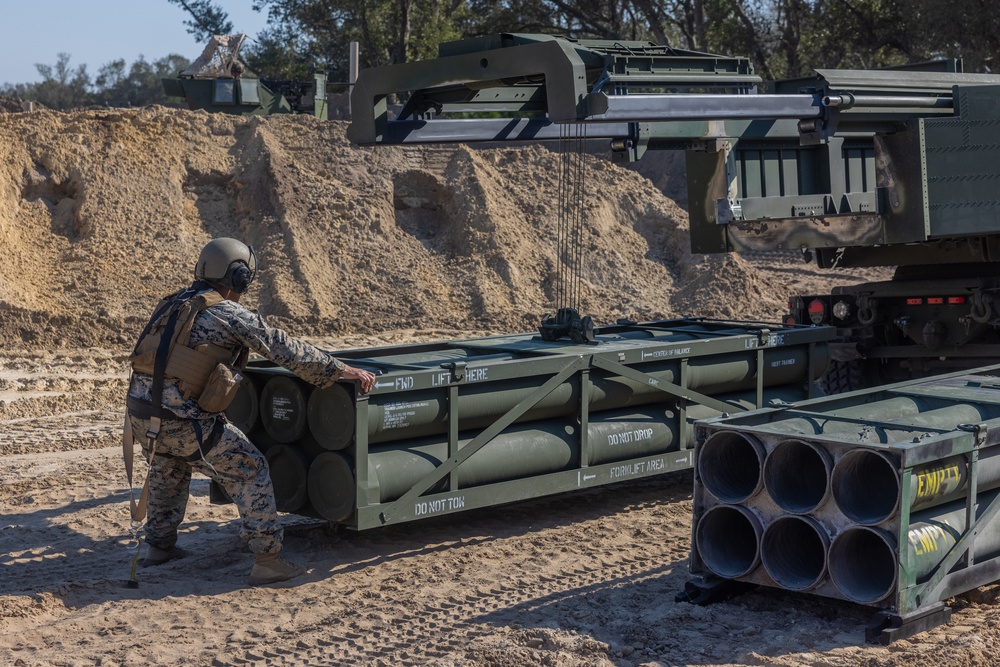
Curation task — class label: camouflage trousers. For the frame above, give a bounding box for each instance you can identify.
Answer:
[129,415,282,555]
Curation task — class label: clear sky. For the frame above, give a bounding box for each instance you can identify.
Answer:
[0,1,271,86]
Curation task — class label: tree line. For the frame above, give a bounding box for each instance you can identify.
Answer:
[4,0,998,110]
[1,54,191,110]
[240,0,1000,82]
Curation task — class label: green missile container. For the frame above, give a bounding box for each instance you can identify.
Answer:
[690,363,1000,642]
[828,488,1000,604]
[751,395,1000,445]
[225,318,833,532]
[307,385,807,522]
[360,344,824,445]
[307,384,356,450]
[265,444,311,512]
[308,451,356,522]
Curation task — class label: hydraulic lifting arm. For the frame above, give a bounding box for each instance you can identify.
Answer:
[348,34,1000,267]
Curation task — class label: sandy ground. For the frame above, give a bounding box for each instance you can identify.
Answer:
[8,106,998,666]
[5,332,1000,667]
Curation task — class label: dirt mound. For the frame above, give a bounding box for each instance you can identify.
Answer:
[671,253,789,320]
[0,106,815,349]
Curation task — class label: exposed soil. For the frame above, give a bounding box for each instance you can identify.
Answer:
[16,107,997,667]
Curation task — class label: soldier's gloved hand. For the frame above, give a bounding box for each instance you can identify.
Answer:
[340,364,377,394]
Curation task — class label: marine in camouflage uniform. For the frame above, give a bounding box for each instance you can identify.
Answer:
[127,238,375,584]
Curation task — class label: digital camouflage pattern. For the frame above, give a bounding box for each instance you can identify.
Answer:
[128,288,349,554]
[128,291,347,420]
[129,415,283,554]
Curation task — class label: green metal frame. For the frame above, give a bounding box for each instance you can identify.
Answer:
[347,320,830,529]
[235,318,832,531]
[690,362,1000,629]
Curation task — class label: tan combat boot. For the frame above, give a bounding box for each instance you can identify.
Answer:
[248,552,306,586]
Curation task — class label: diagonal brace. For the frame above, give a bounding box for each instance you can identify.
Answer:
[380,356,588,523]
[590,356,741,415]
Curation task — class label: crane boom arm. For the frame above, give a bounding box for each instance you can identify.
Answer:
[348,33,1000,269]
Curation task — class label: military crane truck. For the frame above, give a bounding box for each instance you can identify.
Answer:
[338,35,1000,642]
[347,33,1000,392]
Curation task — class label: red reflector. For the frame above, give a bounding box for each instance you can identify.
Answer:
[807,300,825,314]
[927,297,945,305]
[906,298,923,305]
[784,315,797,325]
[948,296,966,305]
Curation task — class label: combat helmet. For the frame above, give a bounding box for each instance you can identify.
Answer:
[195,237,257,293]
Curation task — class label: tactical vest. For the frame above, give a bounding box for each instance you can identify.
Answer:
[131,288,246,401]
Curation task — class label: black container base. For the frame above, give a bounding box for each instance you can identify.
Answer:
[865,603,952,645]
[676,577,757,606]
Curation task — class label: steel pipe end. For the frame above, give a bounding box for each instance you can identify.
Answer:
[763,439,832,513]
[832,449,899,524]
[698,431,765,503]
[761,515,829,591]
[695,504,763,579]
[828,526,897,604]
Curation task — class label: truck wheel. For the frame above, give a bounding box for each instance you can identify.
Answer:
[818,360,866,395]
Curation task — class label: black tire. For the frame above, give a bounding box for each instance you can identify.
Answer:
[818,359,867,395]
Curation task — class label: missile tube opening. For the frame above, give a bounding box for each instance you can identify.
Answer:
[828,526,897,604]
[698,432,765,503]
[761,516,829,591]
[695,504,763,579]
[832,449,899,524]
[763,439,832,513]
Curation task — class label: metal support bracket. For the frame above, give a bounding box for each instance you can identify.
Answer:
[676,576,756,606]
[865,604,952,645]
[539,308,596,343]
[349,38,590,144]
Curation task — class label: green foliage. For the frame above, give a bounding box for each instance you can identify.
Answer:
[166,0,235,42]
[95,55,192,107]
[4,0,1000,111]
[1,53,191,110]
[248,0,470,81]
[31,53,93,109]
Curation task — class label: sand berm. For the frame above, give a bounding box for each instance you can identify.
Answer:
[10,108,994,667]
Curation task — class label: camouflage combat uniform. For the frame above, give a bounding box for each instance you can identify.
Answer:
[128,290,346,555]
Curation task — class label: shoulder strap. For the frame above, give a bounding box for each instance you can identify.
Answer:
[172,289,227,351]
[130,297,176,358]
[146,304,185,440]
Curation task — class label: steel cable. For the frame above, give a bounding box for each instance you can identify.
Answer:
[555,123,587,312]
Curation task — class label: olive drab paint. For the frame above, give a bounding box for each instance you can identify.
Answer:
[690,364,1000,641]
[221,318,832,529]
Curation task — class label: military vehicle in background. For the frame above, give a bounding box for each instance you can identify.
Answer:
[162,34,329,119]
[348,33,1000,393]
[339,33,1000,641]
